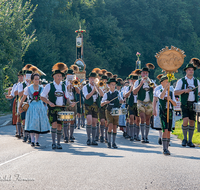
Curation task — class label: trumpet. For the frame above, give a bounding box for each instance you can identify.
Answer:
[72,79,80,87]
[97,80,106,89]
[143,77,155,87]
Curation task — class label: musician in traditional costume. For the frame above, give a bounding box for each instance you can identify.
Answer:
[40,63,76,149]
[63,68,80,143]
[174,63,200,147]
[82,72,104,146]
[133,66,156,143]
[124,75,140,141]
[101,78,124,148]
[158,75,177,155]
[19,73,50,146]
[18,70,32,142]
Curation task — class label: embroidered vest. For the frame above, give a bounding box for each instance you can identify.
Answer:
[137,79,153,102]
[180,77,198,105]
[84,84,101,108]
[106,91,120,111]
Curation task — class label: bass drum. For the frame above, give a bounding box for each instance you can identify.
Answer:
[111,108,127,116]
[57,111,74,121]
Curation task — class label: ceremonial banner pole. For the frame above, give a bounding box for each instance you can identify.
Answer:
[155,46,186,127]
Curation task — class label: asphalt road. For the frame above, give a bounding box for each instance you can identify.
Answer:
[0,122,200,190]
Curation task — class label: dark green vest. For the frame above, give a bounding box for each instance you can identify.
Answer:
[137,79,153,102]
[128,86,135,106]
[22,82,27,89]
[84,84,101,108]
[48,82,67,106]
[180,77,198,105]
[159,89,173,111]
[106,91,120,111]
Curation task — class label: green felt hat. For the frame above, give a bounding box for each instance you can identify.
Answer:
[107,77,117,84]
[87,72,97,78]
[52,70,65,77]
[101,75,108,80]
[66,69,74,75]
[160,75,168,83]
[183,63,196,71]
[18,70,24,76]
[117,81,122,86]
[129,75,138,80]
[141,67,150,73]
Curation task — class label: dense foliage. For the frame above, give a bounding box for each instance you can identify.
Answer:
[1,0,200,111]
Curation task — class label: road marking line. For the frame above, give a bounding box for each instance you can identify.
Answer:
[0,119,12,127]
[0,151,36,167]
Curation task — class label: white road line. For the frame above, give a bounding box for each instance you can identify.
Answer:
[0,119,11,127]
[0,151,36,167]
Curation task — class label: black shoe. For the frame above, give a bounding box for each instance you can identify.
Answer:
[72,136,75,140]
[17,135,21,139]
[35,142,40,146]
[182,139,187,147]
[57,144,62,149]
[15,133,18,137]
[112,143,118,149]
[130,136,134,141]
[100,136,104,143]
[158,138,162,145]
[136,137,141,141]
[87,139,91,145]
[52,144,56,149]
[23,137,27,142]
[163,149,170,156]
[95,136,99,141]
[28,138,31,143]
[134,135,137,140]
[145,138,149,143]
[107,142,111,148]
[70,136,74,143]
[141,138,145,143]
[105,139,108,143]
[123,132,126,137]
[187,141,195,147]
[91,140,98,145]
[31,142,35,147]
[64,137,68,143]
[78,127,80,129]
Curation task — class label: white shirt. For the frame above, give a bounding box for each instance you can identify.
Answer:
[101,90,123,104]
[64,79,79,101]
[83,83,98,102]
[18,81,30,93]
[41,81,69,106]
[124,85,137,103]
[154,85,174,98]
[10,83,18,97]
[158,87,176,109]
[133,80,156,102]
[175,76,200,101]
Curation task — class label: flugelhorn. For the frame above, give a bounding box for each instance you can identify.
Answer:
[143,77,154,87]
[72,79,80,87]
[97,80,106,89]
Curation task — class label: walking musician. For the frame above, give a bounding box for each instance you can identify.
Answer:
[83,72,104,146]
[133,63,156,143]
[101,78,124,148]
[40,62,76,149]
[175,61,200,147]
[158,75,177,155]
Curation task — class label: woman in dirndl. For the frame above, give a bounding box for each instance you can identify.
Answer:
[19,73,50,147]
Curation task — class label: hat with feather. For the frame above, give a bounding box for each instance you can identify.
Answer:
[52,62,67,77]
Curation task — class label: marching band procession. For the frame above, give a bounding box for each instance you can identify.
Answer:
[5,50,200,156]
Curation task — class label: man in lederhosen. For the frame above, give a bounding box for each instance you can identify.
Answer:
[133,67,155,143]
[63,68,80,143]
[124,75,140,141]
[41,66,76,149]
[83,72,104,145]
[174,63,200,147]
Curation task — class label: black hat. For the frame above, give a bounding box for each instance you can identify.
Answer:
[88,72,97,78]
[66,69,74,75]
[18,70,24,76]
[141,67,150,73]
[107,77,117,84]
[160,75,168,83]
[41,79,48,84]
[52,70,65,77]
[183,63,196,71]
[101,75,108,80]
